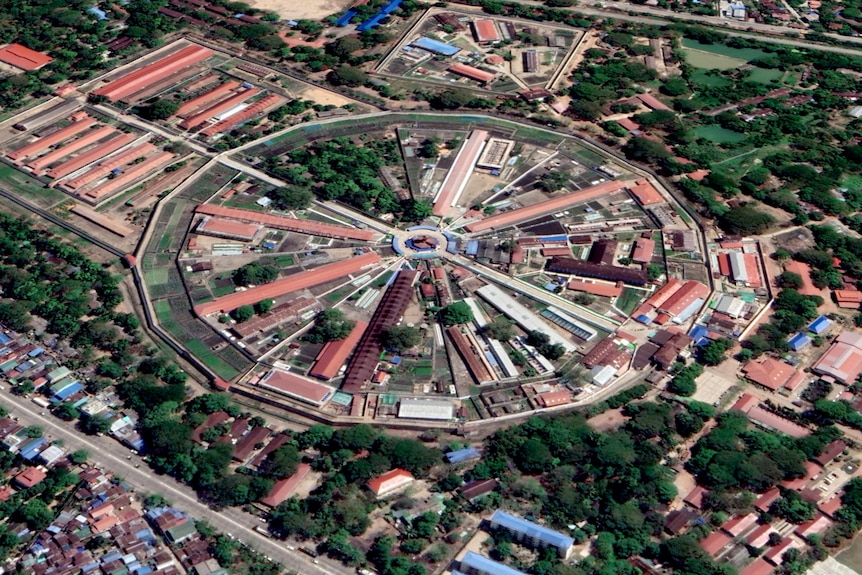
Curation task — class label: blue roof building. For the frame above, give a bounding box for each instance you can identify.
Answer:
[335,10,358,26]
[413,37,460,56]
[54,381,83,401]
[459,552,529,575]
[788,333,811,351]
[489,511,574,558]
[808,316,831,335]
[445,447,481,464]
[20,437,47,460]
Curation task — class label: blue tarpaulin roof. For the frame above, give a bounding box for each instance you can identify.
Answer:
[466,240,479,255]
[54,381,83,401]
[335,10,357,26]
[788,333,811,351]
[446,447,481,464]
[808,316,831,334]
[635,314,651,324]
[413,37,460,56]
[490,510,574,549]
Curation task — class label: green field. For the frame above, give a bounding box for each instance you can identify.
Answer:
[184,339,240,380]
[615,287,644,316]
[842,174,862,192]
[689,69,732,88]
[682,39,768,61]
[275,254,295,266]
[747,67,783,84]
[0,164,66,203]
[153,300,172,324]
[682,48,747,70]
[145,268,169,285]
[693,125,748,144]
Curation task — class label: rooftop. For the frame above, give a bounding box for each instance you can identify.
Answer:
[258,369,334,405]
[460,552,528,575]
[0,43,53,70]
[742,357,796,390]
[490,510,574,549]
[812,331,862,384]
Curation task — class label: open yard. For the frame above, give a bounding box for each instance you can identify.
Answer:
[747,67,783,84]
[693,125,747,144]
[681,39,768,62]
[682,48,747,70]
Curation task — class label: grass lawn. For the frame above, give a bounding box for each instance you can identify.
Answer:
[693,125,748,144]
[211,283,236,297]
[747,68,783,84]
[145,268,169,285]
[0,164,65,203]
[843,174,862,192]
[184,339,240,380]
[615,287,644,316]
[682,48,747,70]
[689,69,732,88]
[681,39,768,61]
[275,254,295,266]
[153,300,172,324]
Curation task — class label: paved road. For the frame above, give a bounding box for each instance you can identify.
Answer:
[0,390,349,575]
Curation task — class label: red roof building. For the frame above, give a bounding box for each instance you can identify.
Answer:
[466,180,627,233]
[197,218,261,241]
[747,406,810,438]
[472,19,500,43]
[14,467,47,488]
[763,537,804,565]
[642,278,682,310]
[448,63,496,83]
[308,321,368,380]
[812,331,862,384]
[541,247,573,257]
[834,289,862,309]
[781,460,821,491]
[819,495,843,518]
[746,524,778,548]
[684,485,709,509]
[232,426,270,462]
[433,129,488,216]
[93,44,212,102]
[721,513,758,537]
[176,81,242,117]
[731,392,759,414]
[567,280,622,298]
[367,468,414,497]
[699,531,731,557]
[0,43,53,70]
[258,369,334,406]
[627,179,665,206]
[658,281,709,318]
[195,252,381,316]
[784,260,820,297]
[194,203,375,241]
[739,558,774,575]
[631,237,655,263]
[260,463,311,507]
[754,487,780,513]
[742,357,796,390]
[794,514,833,541]
[814,439,847,467]
[537,390,571,407]
[636,93,672,111]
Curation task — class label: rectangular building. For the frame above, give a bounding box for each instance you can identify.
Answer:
[489,511,574,558]
[546,257,648,286]
[476,284,576,352]
[472,19,500,43]
[812,331,862,384]
[522,50,538,73]
[412,36,461,56]
[433,130,487,216]
[448,63,496,83]
[458,552,529,575]
[258,369,334,406]
[197,217,262,242]
[398,398,455,420]
[308,321,368,380]
[0,43,53,70]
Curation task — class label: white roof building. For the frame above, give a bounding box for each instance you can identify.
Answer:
[591,365,616,386]
[715,294,746,318]
[398,399,455,420]
[729,252,748,284]
[476,284,576,353]
[38,445,65,466]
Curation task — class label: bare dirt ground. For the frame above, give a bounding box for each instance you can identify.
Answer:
[247,0,353,19]
[586,408,627,432]
[671,469,697,510]
[296,86,354,107]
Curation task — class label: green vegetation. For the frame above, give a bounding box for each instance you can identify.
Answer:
[304,309,355,343]
[380,325,422,352]
[232,261,279,286]
[438,302,474,326]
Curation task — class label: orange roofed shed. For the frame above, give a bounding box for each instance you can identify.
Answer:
[195,252,381,316]
[0,43,52,70]
[368,468,414,497]
[309,321,368,380]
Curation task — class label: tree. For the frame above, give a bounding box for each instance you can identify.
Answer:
[539,170,570,192]
[267,186,313,210]
[647,264,664,281]
[668,364,703,396]
[304,309,355,343]
[326,36,364,60]
[0,300,31,331]
[770,489,816,524]
[482,319,515,341]
[381,325,422,352]
[54,403,80,421]
[69,449,89,464]
[438,302,474,326]
[776,271,804,289]
[430,88,474,110]
[140,98,179,120]
[400,199,433,223]
[568,100,603,121]
[328,66,368,87]
[700,338,733,366]
[718,204,775,236]
[623,137,672,164]
[418,139,439,158]
[259,444,301,479]
[254,299,273,315]
[232,262,279,286]
[22,425,42,438]
[80,415,112,435]
[18,499,53,530]
[232,305,254,323]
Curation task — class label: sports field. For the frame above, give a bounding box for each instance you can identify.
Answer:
[693,125,748,144]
